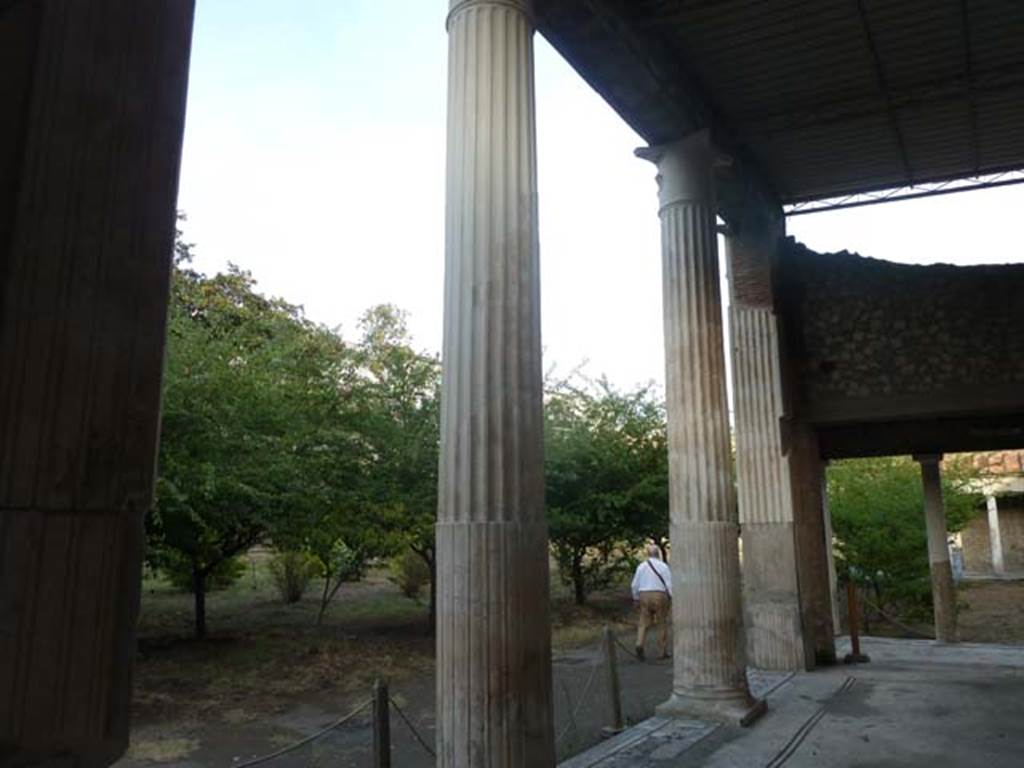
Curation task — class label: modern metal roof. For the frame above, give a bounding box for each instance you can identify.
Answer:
[536,0,1024,214]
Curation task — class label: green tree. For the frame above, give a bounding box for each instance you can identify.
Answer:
[545,378,668,605]
[151,234,358,638]
[827,455,981,616]
[356,305,441,628]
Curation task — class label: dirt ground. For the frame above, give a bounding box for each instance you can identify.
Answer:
[954,579,1024,643]
[119,570,1023,766]
[120,560,638,765]
[863,579,1024,643]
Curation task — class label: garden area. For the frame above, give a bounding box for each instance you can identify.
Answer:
[119,227,1022,766]
[121,554,642,766]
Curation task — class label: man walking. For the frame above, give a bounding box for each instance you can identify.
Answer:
[631,543,672,661]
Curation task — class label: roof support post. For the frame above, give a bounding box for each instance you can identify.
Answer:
[638,132,765,725]
[914,454,958,643]
[726,213,836,671]
[438,1,556,764]
[0,2,195,763]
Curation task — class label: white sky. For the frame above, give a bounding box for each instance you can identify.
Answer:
[177,0,1023,393]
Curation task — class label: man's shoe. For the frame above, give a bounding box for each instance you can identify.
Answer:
[635,645,645,661]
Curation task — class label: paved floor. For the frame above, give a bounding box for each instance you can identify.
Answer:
[561,637,1024,768]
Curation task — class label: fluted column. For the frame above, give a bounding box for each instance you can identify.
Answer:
[727,222,835,671]
[438,1,555,765]
[915,455,958,643]
[727,221,803,670]
[0,2,195,764]
[638,132,763,725]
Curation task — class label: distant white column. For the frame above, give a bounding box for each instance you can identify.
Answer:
[915,454,957,643]
[638,132,764,725]
[987,495,1005,575]
[437,0,555,764]
[821,467,842,637]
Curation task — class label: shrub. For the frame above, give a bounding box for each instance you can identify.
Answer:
[828,455,980,618]
[389,549,431,601]
[268,550,320,604]
[319,540,367,584]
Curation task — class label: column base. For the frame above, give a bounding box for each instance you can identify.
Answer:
[929,560,958,644]
[656,690,766,727]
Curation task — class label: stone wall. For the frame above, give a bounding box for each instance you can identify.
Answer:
[1000,498,1024,572]
[972,450,1024,475]
[780,240,1024,419]
[961,516,994,575]
[962,497,1024,575]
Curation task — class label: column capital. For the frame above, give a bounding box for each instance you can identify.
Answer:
[447,0,532,29]
[913,453,944,465]
[635,130,718,210]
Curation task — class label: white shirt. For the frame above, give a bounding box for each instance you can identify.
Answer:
[631,558,672,600]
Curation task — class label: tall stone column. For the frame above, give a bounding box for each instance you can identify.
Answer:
[915,455,958,643]
[437,1,555,765]
[726,217,835,671]
[986,495,1005,575]
[638,133,763,725]
[0,2,195,764]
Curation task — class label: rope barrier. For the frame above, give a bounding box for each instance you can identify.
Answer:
[234,626,645,765]
[556,663,600,743]
[862,597,934,639]
[555,644,603,743]
[234,697,373,767]
[389,695,437,758]
[614,634,644,661]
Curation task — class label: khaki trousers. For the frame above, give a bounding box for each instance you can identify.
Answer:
[636,590,670,657]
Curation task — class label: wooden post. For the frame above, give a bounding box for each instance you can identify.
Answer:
[601,626,624,735]
[373,678,391,768]
[843,580,870,664]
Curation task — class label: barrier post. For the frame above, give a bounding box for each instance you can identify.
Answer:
[601,625,625,735]
[843,580,871,664]
[373,678,391,768]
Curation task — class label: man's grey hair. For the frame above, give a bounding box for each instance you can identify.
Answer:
[646,543,661,559]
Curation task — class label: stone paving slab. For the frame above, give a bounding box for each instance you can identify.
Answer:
[559,670,793,767]
[560,637,1024,768]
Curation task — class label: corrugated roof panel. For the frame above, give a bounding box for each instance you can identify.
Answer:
[536,0,1024,205]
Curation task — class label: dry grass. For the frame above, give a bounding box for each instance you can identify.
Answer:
[550,591,636,651]
[133,566,433,725]
[131,558,641,734]
[125,734,198,762]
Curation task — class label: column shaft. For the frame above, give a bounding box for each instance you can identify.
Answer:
[0,1,195,764]
[438,1,555,764]
[916,456,957,643]
[732,302,804,669]
[987,496,1005,575]
[639,134,762,724]
[727,223,835,670]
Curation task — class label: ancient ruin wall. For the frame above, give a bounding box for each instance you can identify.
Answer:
[780,240,1024,417]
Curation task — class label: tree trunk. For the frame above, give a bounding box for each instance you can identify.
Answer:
[317,571,332,626]
[193,566,207,640]
[572,552,586,606]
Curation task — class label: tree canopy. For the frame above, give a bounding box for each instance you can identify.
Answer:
[151,235,367,636]
[827,455,981,615]
[544,378,669,605]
